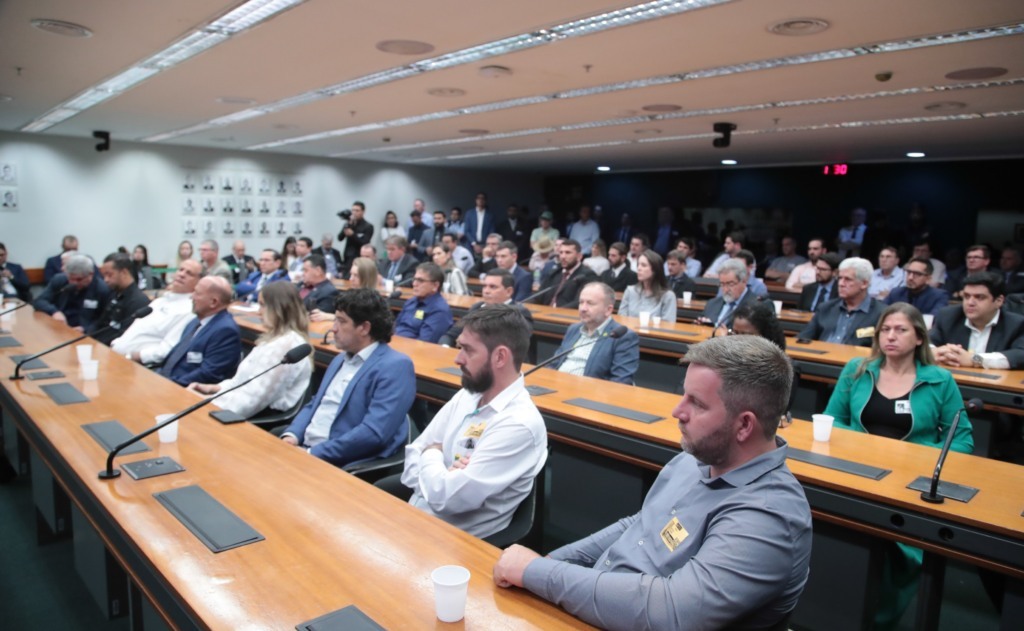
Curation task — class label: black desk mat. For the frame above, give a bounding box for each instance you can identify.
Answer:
[564,398,663,424]
[0,336,22,348]
[787,448,891,480]
[296,605,385,631]
[791,347,828,355]
[9,354,48,370]
[40,383,90,405]
[906,476,979,503]
[82,420,152,455]
[154,485,264,553]
[436,366,462,377]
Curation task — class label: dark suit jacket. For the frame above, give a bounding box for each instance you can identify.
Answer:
[884,285,949,316]
[92,283,151,346]
[700,290,758,327]
[439,301,534,347]
[510,266,533,302]
[340,218,374,263]
[378,254,419,282]
[311,246,342,271]
[599,266,637,293]
[463,208,495,248]
[284,344,415,467]
[43,254,64,284]
[236,269,289,299]
[929,305,1024,368]
[33,273,111,330]
[302,279,340,313]
[538,264,597,308]
[797,280,836,312]
[469,258,498,278]
[668,273,697,298]
[159,310,241,386]
[0,262,31,301]
[549,321,640,384]
[497,218,531,260]
[221,254,256,284]
[799,297,884,347]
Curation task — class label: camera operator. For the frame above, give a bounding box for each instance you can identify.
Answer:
[338,201,374,278]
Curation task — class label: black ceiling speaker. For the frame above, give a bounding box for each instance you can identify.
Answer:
[93,130,110,152]
[712,122,736,148]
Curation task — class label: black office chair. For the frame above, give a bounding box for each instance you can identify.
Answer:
[483,474,540,549]
[248,384,312,433]
[344,416,412,484]
[1004,293,1024,316]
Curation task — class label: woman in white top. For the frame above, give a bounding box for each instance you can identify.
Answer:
[432,244,470,295]
[583,239,611,275]
[187,282,312,418]
[618,250,677,322]
[379,210,406,247]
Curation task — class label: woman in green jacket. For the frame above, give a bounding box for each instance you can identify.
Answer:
[824,301,973,629]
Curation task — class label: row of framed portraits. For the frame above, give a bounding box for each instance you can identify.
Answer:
[183,218,304,238]
[182,173,302,197]
[1,162,18,212]
[182,196,304,216]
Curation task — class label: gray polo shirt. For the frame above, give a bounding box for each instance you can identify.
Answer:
[522,437,812,630]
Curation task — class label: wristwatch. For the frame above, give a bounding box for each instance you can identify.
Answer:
[971,353,983,368]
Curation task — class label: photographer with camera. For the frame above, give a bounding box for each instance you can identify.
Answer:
[338,201,374,278]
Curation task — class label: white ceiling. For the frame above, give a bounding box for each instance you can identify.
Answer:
[2,0,1023,172]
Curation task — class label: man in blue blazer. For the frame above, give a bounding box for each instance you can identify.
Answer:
[0,242,31,302]
[33,253,111,331]
[282,289,415,468]
[158,276,241,386]
[495,241,533,302]
[463,192,495,254]
[43,235,78,284]
[236,249,288,300]
[548,282,639,384]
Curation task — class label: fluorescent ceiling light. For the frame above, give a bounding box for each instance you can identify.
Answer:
[596,166,612,171]
[906,152,926,158]
[20,0,306,133]
[721,159,737,165]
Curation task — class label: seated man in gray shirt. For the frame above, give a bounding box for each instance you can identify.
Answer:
[493,335,812,630]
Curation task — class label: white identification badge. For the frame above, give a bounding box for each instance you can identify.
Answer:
[83,299,99,309]
[894,400,911,414]
[186,352,204,364]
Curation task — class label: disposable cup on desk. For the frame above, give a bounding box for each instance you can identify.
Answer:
[923,313,934,329]
[431,565,470,623]
[812,414,834,442]
[772,300,783,315]
[156,413,179,443]
[638,311,651,329]
[384,279,394,293]
[80,359,99,381]
[0,302,12,321]
[76,343,93,363]
[682,291,692,306]
[652,315,662,327]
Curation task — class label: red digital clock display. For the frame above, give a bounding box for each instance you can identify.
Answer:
[823,164,849,175]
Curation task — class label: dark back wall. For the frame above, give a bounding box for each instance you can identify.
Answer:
[544,158,1024,258]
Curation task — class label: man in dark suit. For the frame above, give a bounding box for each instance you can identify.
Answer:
[312,234,343,276]
[651,206,681,256]
[299,254,339,313]
[43,234,78,284]
[537,239,597,308]
[799,257,883,347]
[611,213,634,249]
[158,276,241,386]
[698,259,758,328]
[340,201,374,275]
[495,241,532,302]
[496,204,531,262]
[236,249,289,301]
[930,272,1024,369]
[599,242,637,292]
[666,250,697,298]
[281,289,415,468]
[0,242,31,302]
[999,246,1024,295]
[885,256,949,316]
[468,233,502,278]
[548,281,639,384]
[379,235,419,283]
[222,240,256,284]
[796,253,840,311]
[464,192,495,255]
[93,253,150,346]
[439,269,534,347]
[34,253,110,332]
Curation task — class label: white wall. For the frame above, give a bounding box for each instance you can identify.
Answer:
[0,131,544,268]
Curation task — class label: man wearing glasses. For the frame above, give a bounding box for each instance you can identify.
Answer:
[798,257,883,347]
[796,253,840,312]
[944,245,991,300]
[393,262,454,343]
[698,259,757,328]
[885,257,950,316]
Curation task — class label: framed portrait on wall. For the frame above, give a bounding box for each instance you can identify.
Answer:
[1,163,17,185]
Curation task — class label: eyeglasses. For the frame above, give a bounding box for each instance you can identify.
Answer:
[412,277,432,284]
[905,269,930,277]
[965,255,987,260]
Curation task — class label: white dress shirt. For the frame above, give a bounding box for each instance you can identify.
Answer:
[785,260,817,289]
[965,311,1011,369]
[214,330,312,418]
[110,291,194,364]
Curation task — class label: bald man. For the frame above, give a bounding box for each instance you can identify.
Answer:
[157,276,241,386]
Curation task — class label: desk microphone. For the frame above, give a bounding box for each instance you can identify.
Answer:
[920,398,982,504]
[98,343,312,479]
[10,305,153,380]
[524,324,628,377]
[516,285,553,305]
[388,276,415,299]
[0,300,32,317]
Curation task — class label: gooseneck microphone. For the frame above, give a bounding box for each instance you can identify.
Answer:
[516,285,553,305]
[920,398,982,504]
[11,305,153,380]
[98,343,313,479]
[0,300,32,317]
[524,324,628,377]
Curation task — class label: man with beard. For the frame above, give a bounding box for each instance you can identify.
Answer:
[282,289,415,468]
[394,305,547,538]
[493,335,812,630]
[698,258,757,328]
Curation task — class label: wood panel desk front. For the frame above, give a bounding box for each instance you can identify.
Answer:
[0,312,589,629]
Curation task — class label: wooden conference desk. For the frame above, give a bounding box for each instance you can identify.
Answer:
[0,312,588,629]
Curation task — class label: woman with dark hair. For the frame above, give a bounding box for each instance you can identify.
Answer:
[618,250,676,321]
[431,243,470,296]
[716,302,787,350]
[131,244,162,290]
[379,210,406,247]
[280,236,297,272]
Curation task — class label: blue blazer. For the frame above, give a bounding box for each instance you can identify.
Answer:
[160,310,241,386]
[511,266,533,302]
[43,254,64,284]
[236,269,288,299]
[550,321,640,385]
[463,208,495,248]
[284,344,416,467]
[1,262,31,301]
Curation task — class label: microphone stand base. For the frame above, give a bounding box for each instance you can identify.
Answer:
[98,469,122,480]
[919,492,945,504]
[9,374,24,380]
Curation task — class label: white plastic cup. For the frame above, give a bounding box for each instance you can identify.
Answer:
[384,279,395,293]
[923,313,934,330]
[76,343,93,364]
[0,302,12,322]
[156,413,179,443]
[772,300,783,315]
[431,565,470,623]
[80,359,99,381]
[638,311,651,328]
[812,414,834,442]
[682,291,692,306]
[652,315,662,327]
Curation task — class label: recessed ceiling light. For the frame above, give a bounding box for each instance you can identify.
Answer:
[721,159,738,165]
[30,18,92,38]
[596,166,611,172]
[906,152,925,158]
[945,67,1007,81]
[427,87,466,97]
[641,104,681,112]
[479,65,513,78]
[216,96,257,105]
[768,18,829,36]
[458,128,489,135]
[924,101,966,112]
[376,40,435,55]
